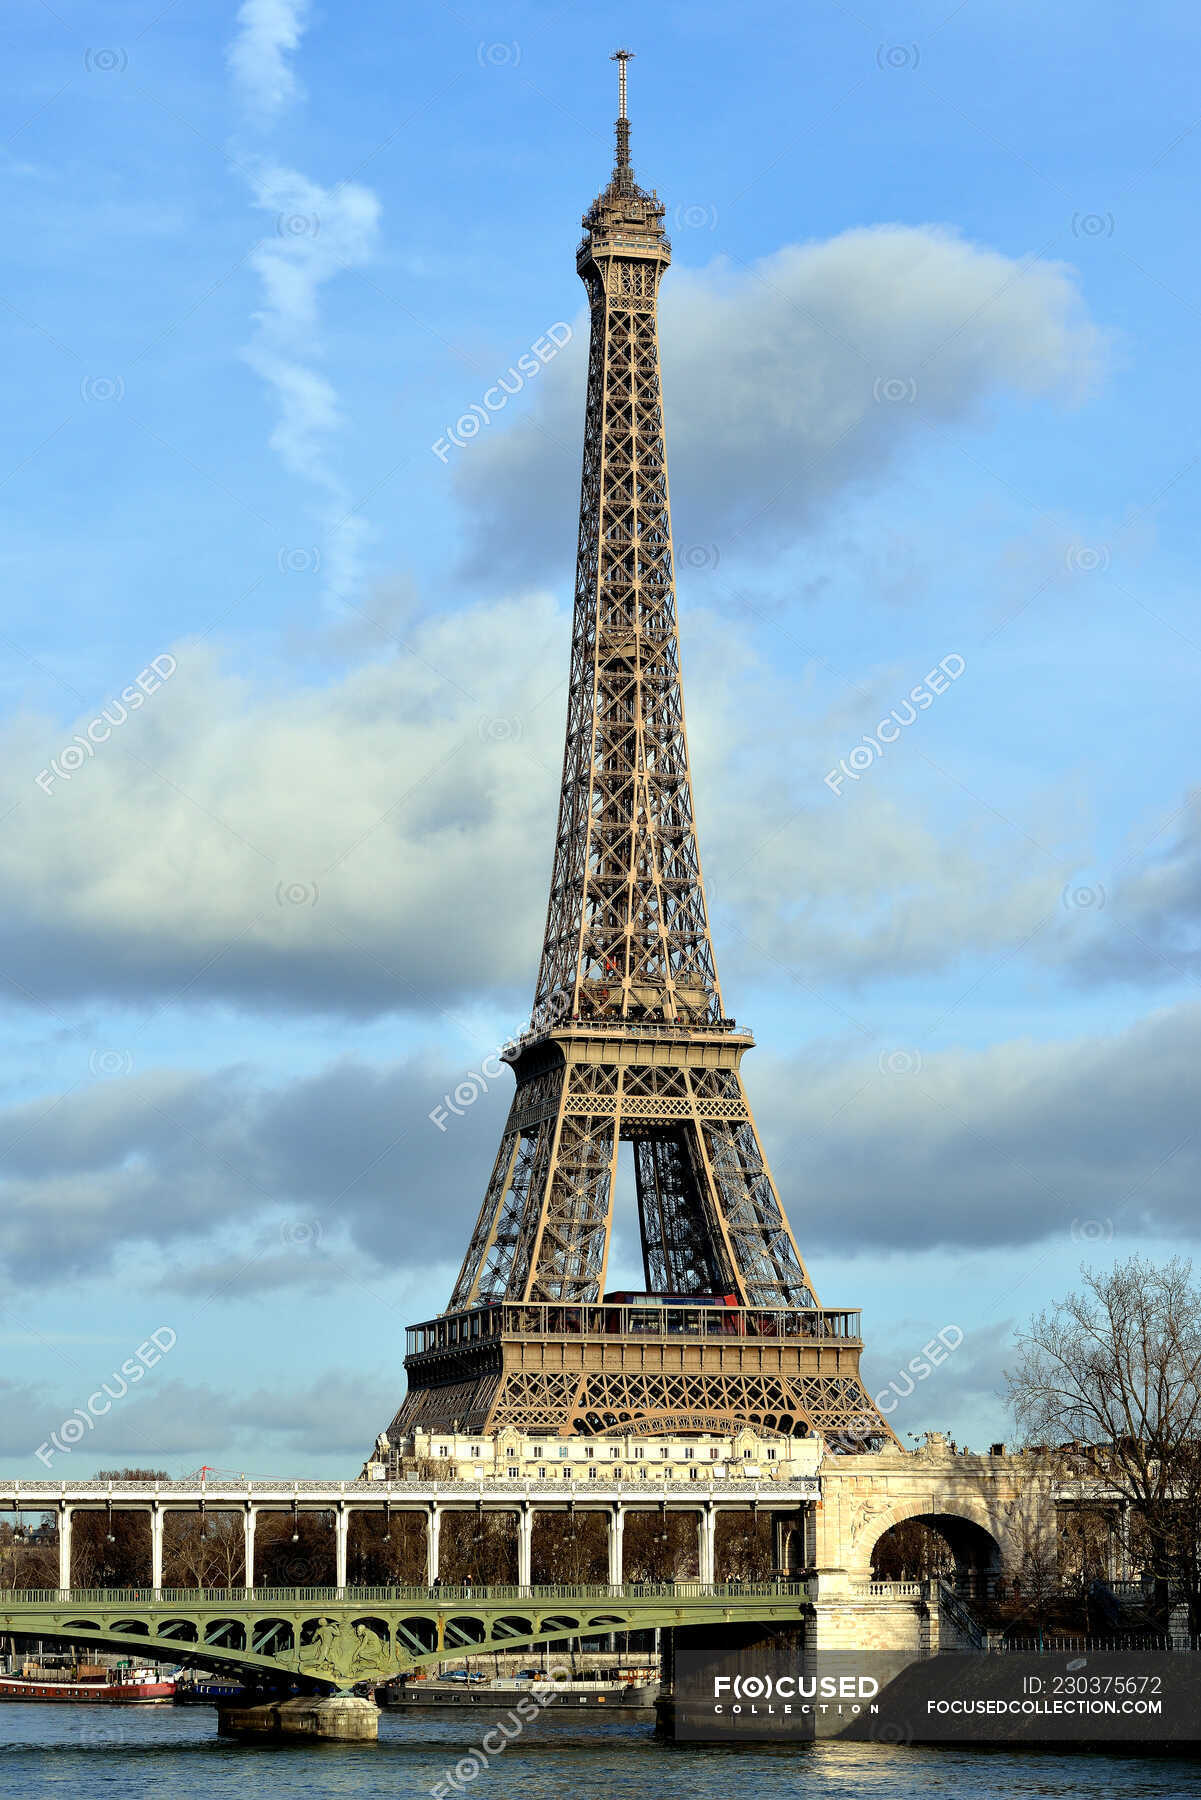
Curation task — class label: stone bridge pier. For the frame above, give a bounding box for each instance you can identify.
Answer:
[805,1436,1055,1649]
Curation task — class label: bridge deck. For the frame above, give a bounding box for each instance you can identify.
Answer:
[0,1580,812,1694]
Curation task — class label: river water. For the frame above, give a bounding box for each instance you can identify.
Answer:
[0,1706,1195,1799]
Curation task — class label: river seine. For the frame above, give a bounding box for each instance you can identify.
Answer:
[0,1706,1196,1799]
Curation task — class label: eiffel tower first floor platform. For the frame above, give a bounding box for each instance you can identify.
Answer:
[383,1297,897,1454]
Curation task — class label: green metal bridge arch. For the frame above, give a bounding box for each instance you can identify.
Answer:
[1,1581,810,1694]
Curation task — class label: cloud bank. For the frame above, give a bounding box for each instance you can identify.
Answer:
[455,225,1106,580]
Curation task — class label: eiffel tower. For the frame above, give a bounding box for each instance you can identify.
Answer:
[385,53,894,1455]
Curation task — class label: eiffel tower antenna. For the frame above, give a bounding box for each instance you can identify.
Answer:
[612,47,633,182]
[383,54,895,1454]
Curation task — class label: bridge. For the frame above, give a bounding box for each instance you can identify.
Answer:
[0,1578,810,1694]
[0,1474,821,1590]
[0,1451,1114,1739]
[1,1443,1116,1729]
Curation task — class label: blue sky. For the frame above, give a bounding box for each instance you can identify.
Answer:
[0,0,1198,1477]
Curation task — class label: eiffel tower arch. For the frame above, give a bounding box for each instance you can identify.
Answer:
[385,53,895,1456]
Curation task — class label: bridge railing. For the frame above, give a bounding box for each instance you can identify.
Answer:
[0,1476,817,1497]
[936,1578,984,1651]
[0,1578,814,1608]
[850,1579,926,1598]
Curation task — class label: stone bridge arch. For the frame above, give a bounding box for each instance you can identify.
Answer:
[846,1494,1010,1584]
[867,1504,1003,1590]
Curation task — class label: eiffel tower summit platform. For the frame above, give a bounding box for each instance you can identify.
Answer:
[379,53,894,1462]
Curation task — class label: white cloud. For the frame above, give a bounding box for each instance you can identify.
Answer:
[242,165,381,606]
[752,1000,1201,1255]
[3,599,1108,1017]
[0,1370,398,1470]
[0,1050,507,1288]
[4,596,565,1016]
[226,0,309,128]
[682,620,1077,985]
[454,224,1106,580]
[227,3,382,610]
[7,592,1171,1017]
[2,1004,1196,1302]
[1072,787,1201,989]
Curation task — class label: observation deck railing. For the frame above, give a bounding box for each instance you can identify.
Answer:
[406,1301,862,1358]
[505,1017,753,1055]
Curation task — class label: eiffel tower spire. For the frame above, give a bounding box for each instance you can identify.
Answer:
[612,46,633,185]
[533,48,720,1039]
[388,55,895,1451]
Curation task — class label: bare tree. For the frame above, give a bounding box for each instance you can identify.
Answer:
[621,1511,698,1583]
[163,1512,245,1588]
[871,1518,955,1583]
[1007,1256,1201,1634]
[531,1512,608,1584]
[1057,1504,1117,1594]
[0,1521,57,1591]
[714,1511,774,1580]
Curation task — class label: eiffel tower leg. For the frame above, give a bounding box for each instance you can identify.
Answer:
[516,1065,620,1304]
[634,1135,728,1296]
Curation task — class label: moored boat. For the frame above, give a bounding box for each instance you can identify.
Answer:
[0,1665,174,1703]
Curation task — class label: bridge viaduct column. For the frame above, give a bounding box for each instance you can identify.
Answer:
[426,1505,441,1586]
[607,1506,624,1586]
[335,1503,349,1591]
[517,1505,532,1589]
[697,1504,716,1585]
[150,1504,163,1593]
[243,1505,256,1592]
[58,1503,72,1593]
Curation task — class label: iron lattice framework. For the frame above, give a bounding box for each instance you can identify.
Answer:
[389,54,893,1451]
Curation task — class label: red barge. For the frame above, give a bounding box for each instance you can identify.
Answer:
[0,1666,174,1703]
